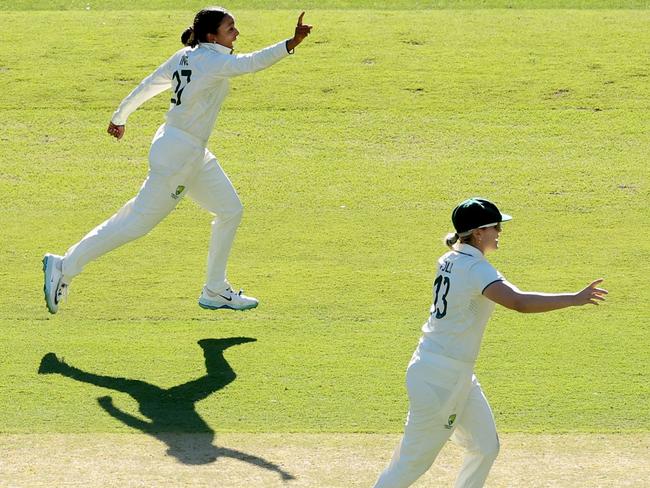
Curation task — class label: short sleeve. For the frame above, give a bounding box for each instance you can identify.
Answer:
[468,260,504,295]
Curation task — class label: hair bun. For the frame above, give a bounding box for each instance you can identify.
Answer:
[181,26,195,46]
[444,232,459,249]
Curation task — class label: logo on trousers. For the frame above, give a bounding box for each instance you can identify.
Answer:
[171,185,185,199]
[444,414,457,430]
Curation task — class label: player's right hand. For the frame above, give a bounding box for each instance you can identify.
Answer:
[107,121,125,140]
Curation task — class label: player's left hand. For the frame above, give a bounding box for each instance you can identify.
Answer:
[107,121,125,140]
[286,12,313,51]
[575,278,608,306]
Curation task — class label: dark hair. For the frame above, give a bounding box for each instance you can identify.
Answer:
[181,6,231,47]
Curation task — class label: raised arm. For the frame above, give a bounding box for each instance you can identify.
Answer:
[286,12,313,52]
[483,279,607,313]
[213,13,313,78]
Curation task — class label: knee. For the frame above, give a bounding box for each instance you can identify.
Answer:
[403,456,435,476]
[232,200,244,219]
[214,200,243,224]
[121,223,152,240]
[478,436,500,462]
[396,446,438,478]
[120,213,158,240]
[113,210,159,240]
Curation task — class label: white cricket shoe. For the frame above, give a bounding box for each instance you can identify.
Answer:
[42,254,68,314]
[198,286,259,311]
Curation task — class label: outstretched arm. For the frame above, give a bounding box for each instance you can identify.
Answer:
[483,279,607,313]
[97,396,153,433]
[220,446,295,481]
[213,13,313,78]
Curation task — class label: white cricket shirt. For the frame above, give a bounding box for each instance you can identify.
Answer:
[111,40,290,146]
[421,243,504,364]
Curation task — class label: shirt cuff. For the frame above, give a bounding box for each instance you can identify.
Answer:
[111,110,127,126]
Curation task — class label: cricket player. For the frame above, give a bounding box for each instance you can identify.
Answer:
[373,197,607,488]
[42,7,313,314]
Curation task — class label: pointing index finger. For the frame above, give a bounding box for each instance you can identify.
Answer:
[297,11,305,26]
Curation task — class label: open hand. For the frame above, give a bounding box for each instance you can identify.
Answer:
[107,121,125,140]
[575,279,608,306]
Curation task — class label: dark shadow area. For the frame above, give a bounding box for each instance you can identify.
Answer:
[38,337,294,480]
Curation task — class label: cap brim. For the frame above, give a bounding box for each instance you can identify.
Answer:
[500,213,513,222]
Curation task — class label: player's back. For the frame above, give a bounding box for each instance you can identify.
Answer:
[164,45,232,144]
[421,243,503,363]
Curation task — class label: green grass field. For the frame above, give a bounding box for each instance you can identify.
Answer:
[3,1,650,10]
[1,0,648,449]
[2,0,650,10]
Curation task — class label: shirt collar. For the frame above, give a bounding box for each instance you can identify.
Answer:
[454,243,484,258]
[199,42,233,55]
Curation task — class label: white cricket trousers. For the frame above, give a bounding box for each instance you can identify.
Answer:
[62,124,243,292]
[373,339,500,488]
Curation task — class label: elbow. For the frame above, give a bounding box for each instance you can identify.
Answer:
[509,297,531,313]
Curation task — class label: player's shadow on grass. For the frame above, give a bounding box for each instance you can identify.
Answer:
[38,337,294,480]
